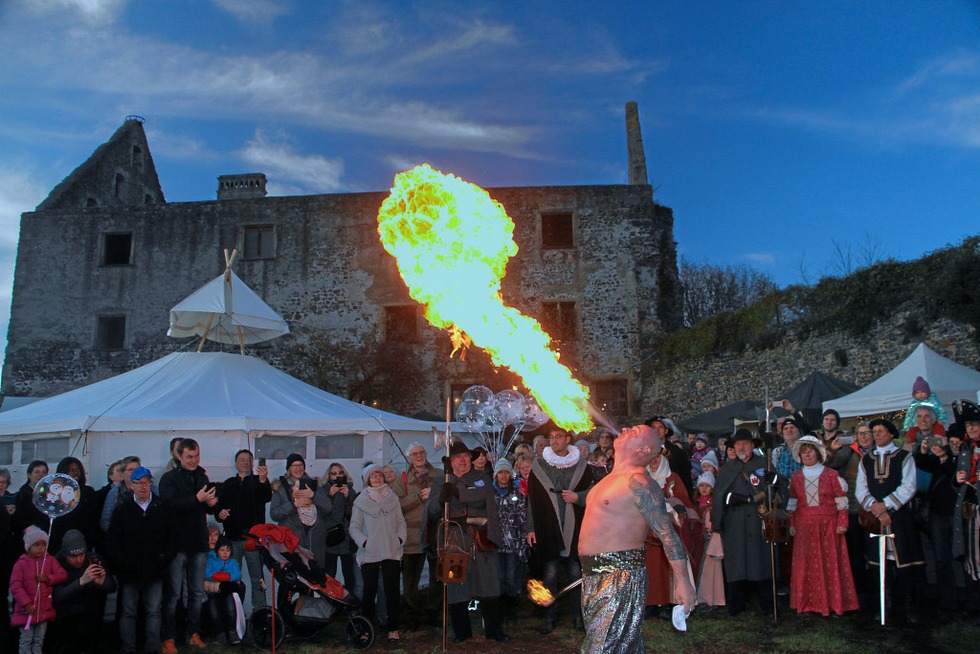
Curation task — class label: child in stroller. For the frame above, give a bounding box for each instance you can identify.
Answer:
[246,524,373,650]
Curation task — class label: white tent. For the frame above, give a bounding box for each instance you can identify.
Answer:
[823,343,980,419]
[167,265,290,348]
[0,352,448,484]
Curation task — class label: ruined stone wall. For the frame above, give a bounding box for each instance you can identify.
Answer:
[4,184,679,421]
[642,308,979,422]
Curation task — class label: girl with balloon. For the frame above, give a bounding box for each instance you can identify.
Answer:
[10,472,79,654]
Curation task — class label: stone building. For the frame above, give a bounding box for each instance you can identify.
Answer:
[2,107,681,424]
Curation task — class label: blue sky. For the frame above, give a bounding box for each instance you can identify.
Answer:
[1,0,978,351]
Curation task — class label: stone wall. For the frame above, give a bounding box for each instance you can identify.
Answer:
[4,182,680,423]
[642,306,979,422]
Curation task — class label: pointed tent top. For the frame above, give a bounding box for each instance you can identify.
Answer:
[168,249,289,349]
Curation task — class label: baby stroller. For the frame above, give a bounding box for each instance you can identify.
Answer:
[246,524,374,650]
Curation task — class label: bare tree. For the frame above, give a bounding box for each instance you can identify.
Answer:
[679,257,777,327]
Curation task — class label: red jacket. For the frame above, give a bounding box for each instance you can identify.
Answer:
[10,552,68,626]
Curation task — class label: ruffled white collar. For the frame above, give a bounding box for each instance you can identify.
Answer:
[542,446,581,469]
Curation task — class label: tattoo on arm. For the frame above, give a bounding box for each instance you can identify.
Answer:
[629,473,687,561]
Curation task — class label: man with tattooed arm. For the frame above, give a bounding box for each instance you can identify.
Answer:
[578,425,695,653]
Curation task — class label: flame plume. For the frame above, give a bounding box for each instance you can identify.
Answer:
[377,164,594,432]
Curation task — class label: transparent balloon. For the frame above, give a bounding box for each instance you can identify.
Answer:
[494,389,526,424]
[482,406,505,432]
[455,398,487,433]
[33,473,80,519]
[461,385,495,409]
[521,396,549,430]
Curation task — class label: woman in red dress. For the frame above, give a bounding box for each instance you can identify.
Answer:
[787,435,859,616]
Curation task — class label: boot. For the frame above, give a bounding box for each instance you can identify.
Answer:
[449,602,472,643]
[480,597,510,643]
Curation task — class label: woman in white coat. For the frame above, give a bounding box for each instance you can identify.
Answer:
[349,463,406,642]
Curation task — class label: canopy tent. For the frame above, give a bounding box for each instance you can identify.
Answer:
[167,250,289,350]
[0,352,449,483]
[823,343,980,419]
[676,400,764,436]
[773,371,859,428]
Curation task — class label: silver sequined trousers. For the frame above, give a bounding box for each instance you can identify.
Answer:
[579,548,647,654]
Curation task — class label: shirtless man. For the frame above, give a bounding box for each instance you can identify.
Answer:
[578,425,695,653]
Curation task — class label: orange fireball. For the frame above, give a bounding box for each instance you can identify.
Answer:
[377,164,593,432]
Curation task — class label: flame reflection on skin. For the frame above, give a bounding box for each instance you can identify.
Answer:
[526,578,555,606]
[377,163,594,432]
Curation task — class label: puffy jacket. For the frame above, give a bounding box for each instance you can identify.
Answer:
[10,552,68,626]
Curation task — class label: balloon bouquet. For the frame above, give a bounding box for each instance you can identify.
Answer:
[24,473,80,630]
[454,385,550,461]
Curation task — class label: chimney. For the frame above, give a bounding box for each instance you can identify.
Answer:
[625,102,649,186]
[217,173,267,200]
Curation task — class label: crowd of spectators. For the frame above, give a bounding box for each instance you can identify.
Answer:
[2,382,979,652]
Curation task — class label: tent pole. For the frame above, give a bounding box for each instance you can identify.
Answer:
[197,313,216,352]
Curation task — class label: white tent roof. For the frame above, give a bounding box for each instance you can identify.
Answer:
[823,343,980,419]
[0,352,443,436]
[168,269,289,346]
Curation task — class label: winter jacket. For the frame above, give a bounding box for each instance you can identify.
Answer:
[104,494,171,583]
[319,481,357,556]
[270,475,329,564]
[205,550,242,582]
[216,473,272,541]
[393,462,441,555]
[349,486,406,566]
[159,464,214,555]
[10,552,68,626]
[52,551,117,620]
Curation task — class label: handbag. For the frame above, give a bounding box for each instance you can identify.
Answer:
[325,524,347,546]
[471,528,498,552]
[964,502,977,520]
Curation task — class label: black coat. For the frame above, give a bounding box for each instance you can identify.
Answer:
[105,494,171,583]
[159,464,214,555]
[217,474,272,540]
[53,550,117,619]
[526,456,592,566]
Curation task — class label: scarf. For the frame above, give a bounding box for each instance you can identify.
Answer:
[542,446,581,469]
[648,456,672,489]
[365,484,391,503]
[492,479,513,497]
[802,463,825,480]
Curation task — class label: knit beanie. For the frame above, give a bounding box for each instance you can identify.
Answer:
[701,450,720,470]
[362,463,383,483]
[696,471,716,488]
[912,376,930,395]
[286,453,305,469]
[493,459,514,476]
[60,529,87,556]
[23,525,47,550]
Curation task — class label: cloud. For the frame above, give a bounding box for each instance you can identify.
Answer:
[238,129,345,194]
[210,0,289,24]
[23,0,127,23]
[742,252,775,265]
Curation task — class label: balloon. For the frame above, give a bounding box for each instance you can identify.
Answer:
[33,473,80,519]
[461,385,495,409]
[521,397,549,430]
[494,389,526,424]
[483,406,505,430]
[456,398,487,433]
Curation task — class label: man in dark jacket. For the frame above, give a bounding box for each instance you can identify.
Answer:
[216,448,271,609]
[159,438,217,652]
[106,466,170,654]
[526,427,593,633]
[712,429,777,617]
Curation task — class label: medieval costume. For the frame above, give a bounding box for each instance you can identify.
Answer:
[712,431,775,616]
[644,456,703,608]
[786,436,859,616]
[856,419,925,623]
[952,400,980,615]
[424,444,508,643]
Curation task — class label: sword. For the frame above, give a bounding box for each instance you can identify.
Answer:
[871,526,894,626]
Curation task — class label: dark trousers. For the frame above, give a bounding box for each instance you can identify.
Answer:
[361,559,401,631]
[203,591,237,638]
[541,556,582,624]
[119,580,163,654]
[726,580,773,616]
[929,512,957,609]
